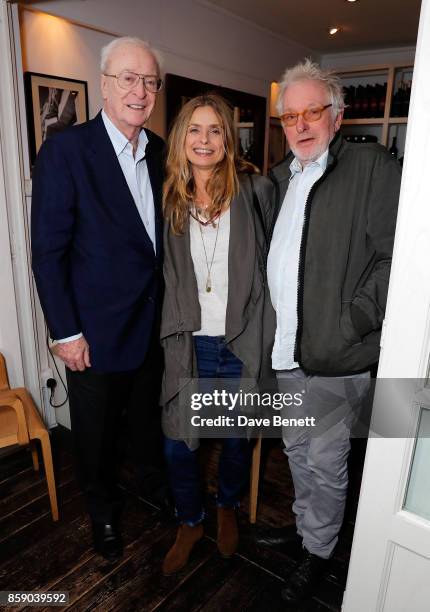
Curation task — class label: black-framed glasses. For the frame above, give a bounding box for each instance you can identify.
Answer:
[103,70,163,93]
[280,103,332,127]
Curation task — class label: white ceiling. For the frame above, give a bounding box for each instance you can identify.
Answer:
[206,0,422,53]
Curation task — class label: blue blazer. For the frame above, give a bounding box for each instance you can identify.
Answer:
[31,112,164,372]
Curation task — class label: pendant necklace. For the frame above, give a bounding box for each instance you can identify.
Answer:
[198,215,221,293]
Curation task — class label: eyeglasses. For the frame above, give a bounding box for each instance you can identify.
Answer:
[280,104,332,127]
[103,70,163,93]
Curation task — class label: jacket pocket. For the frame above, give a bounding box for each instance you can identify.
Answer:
[339,302,362,346]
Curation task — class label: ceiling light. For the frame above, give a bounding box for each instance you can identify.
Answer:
[346,0,358,2]
[329,27,340,35]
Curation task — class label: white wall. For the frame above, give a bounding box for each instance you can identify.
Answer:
[24,0,314,98]
[20,10,107,119]
[321,45,416,70]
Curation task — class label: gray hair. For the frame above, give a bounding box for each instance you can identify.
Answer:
[276,58,344,118]
[100,36,162,74]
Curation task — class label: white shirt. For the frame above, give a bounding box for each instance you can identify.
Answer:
[267,150,328,370]
[57,110,156,344]
[190,209,230,337]
[101,110,156,251]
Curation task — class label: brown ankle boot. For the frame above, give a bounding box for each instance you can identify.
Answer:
[217,507,239,558]
[162,523,204,575]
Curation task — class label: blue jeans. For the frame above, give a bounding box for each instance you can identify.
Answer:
[164,336,251,525]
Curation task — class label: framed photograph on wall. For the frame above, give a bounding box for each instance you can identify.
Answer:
[24,72,89,166]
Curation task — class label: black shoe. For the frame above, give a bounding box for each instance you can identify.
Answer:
[281,549,328,605]
[254,525,302,550]
[92,521,123,562]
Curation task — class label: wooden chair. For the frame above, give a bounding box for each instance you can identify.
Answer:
[249,436,261,523]
[0,353,59,521]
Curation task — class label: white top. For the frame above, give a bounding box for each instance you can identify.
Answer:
[57,111,156,344]
[190,208,230,337]
[267,150,328,370]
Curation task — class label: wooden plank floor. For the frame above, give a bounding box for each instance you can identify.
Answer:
[0,429,365,612]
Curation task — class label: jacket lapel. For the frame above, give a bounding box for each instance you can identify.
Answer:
[145,130,164,257]
[86,113,157,252]
[225,183,256,343]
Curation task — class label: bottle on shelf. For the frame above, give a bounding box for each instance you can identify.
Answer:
[389,136,398,158]
[377,83,387,118]
[361,85,370,118]
[401,81,411,116]
[353,85,364,118]
[391,80,412,117]
[369,85,378,118]
[342,82,387,119]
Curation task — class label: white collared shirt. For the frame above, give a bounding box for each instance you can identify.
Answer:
[57,111,156,344]
[101,110,156,252]
[267,150,328,370]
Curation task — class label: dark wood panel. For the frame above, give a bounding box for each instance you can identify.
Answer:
[0,464,74,519]
[155,554,243,611]
[0,486,84,569]
[67,534,216,611]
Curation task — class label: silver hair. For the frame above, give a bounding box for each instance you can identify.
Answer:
[100,36,162,74]
[276,58,345,118]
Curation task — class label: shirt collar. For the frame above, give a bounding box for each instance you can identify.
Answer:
[101,109,148,160]
[289,149,329,178]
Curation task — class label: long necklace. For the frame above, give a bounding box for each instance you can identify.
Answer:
[198,215,221,293]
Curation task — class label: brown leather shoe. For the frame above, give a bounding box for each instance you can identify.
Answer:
[217,507,239,558]
[162,523,204,575]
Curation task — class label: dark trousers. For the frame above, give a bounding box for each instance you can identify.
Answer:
[66,340,165,523]
[164,336,251,525]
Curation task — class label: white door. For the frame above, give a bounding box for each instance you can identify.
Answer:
[343,0,430,610]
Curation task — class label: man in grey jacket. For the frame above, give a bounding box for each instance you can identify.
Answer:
[257,59,401,605]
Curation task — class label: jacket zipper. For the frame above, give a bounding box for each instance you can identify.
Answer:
[293,159,338,366]
[267,169,281,245]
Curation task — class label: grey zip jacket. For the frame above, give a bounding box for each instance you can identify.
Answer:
[268,132,401,375]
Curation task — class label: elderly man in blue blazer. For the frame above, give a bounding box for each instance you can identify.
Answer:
[31,36,166,562]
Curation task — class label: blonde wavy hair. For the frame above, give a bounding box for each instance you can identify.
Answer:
[163,93,255,234]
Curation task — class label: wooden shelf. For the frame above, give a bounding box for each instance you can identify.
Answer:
[338,63,413,147]
[342,118,384,125]
[235,122,254,129]
[388,117,408,124]
[343,117,408,126]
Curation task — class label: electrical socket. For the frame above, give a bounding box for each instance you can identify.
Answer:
[41,368,55,387]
